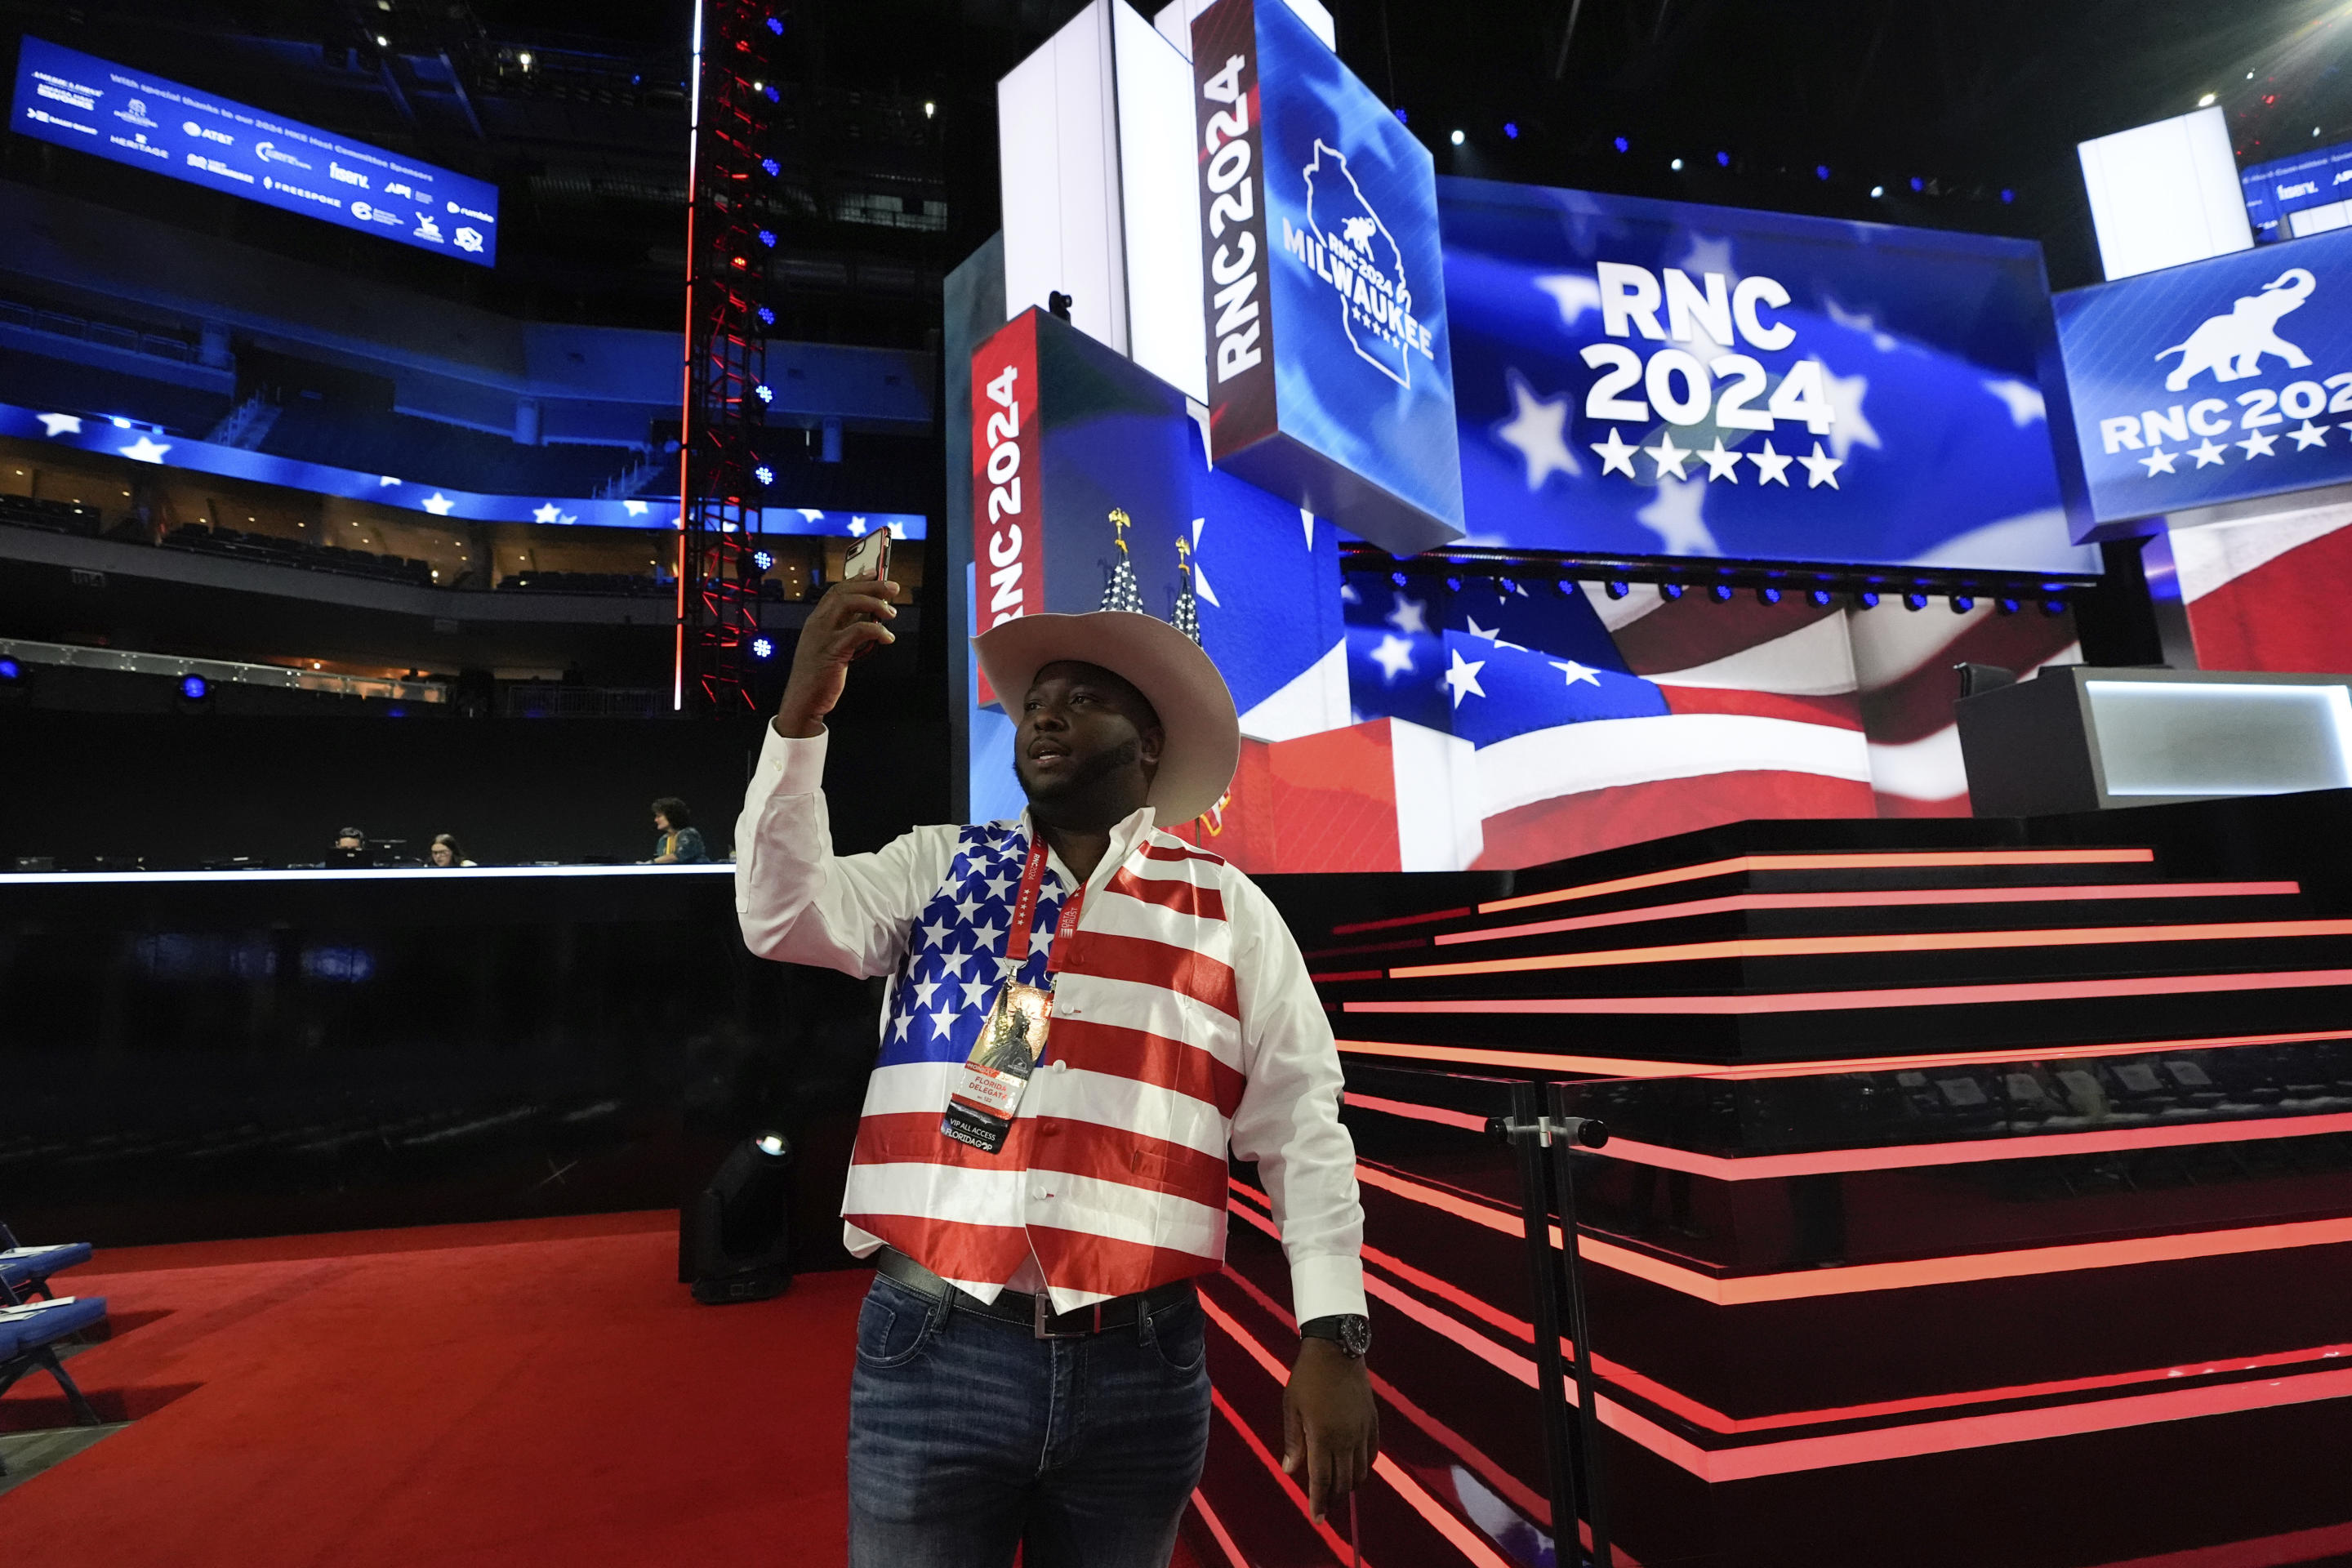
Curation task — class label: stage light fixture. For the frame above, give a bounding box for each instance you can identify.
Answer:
[1444,575,1463,591]
[758,229,776,247]
[924,101,936,118]
[1450,129,1465,146]
[1806,588,1833,608]
[1853,590,1879,609]
[517,50,532,69]
[1614,136,1629,153]
[1715,150,1730,167]
[2000,189,2016,203]
[0,657,18,681]
[180,675,208,701]
[750,636,775,660]
[1708,584,1734,604]
[1910,176,1924,192]
[754,464,775,486]
[766,15,785,35]
[2198,92,2216,106]
[751,549,775,571]
[1660,582,1685,601]
[760,156,781,176]
[1950,595,1975,612]
[1903,592,1929,612]
[1756,586,1781,605]
[1391,570,1409,588]
[1670,158,1684,171]
[1870,185,1885,198]
[756,305,776,327]
[1503,122,1519,140]
[1498,577,1518,594]
[685,1129,795,1304]
[1394,109,1409,124]
[753,383,774,404]
[1605,580,1630,599]
[764,84,781,104]
[1997,597,2020,616]
[1815,164,1830,180]
[2042,599,2067,617]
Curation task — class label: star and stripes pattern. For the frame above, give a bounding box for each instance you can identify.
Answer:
[874,824,1069,1072]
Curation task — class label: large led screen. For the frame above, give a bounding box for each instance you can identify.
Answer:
[1441,177,2096,575]
[11,36,499,267]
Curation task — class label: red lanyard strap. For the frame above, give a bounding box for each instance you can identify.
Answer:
[1003,835,1085,973]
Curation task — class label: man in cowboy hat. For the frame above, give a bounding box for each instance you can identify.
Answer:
[736,572,1375,1568]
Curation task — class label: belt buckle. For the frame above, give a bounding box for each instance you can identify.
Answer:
[1032,1294,1100,1339]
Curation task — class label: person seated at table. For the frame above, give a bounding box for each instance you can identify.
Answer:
[429,833,475,868]
[331,826,368,865]
[650,798,708,864]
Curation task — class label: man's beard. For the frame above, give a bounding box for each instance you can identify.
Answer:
[1017,737,1141,817]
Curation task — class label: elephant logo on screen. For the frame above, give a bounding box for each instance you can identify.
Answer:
[2156,268,2317,390]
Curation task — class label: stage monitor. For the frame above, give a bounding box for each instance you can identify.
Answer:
[10,36,500,268]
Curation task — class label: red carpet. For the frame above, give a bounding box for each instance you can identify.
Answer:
[0,1213,1208,1566]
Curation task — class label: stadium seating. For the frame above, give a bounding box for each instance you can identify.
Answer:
[0,493,101,536]
[257,401,643,498]
[495,570,674,596]
[160,523,435,588]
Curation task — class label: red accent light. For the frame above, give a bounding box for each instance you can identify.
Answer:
[1330,905,1477,935]
[1308,969,1387,984]
[1439,881,2301,948]
[1347,968,2352,1017]
[1477,849,2154,916]
[1187,1489,1250,1568]
[1343,1092,1490,1132]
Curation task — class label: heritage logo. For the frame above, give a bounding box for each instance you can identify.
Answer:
[1282,141,1436,388]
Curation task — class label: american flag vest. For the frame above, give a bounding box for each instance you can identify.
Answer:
[842,817,1245,1309]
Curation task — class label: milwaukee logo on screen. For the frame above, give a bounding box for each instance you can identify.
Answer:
[969,314,1040,705]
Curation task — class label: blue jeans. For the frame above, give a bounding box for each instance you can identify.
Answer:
[847,1272,1213,1568]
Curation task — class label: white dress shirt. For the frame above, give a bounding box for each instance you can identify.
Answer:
[734,724,1366,1321]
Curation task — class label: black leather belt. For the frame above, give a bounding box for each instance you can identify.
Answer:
[874,1247,1195,1339]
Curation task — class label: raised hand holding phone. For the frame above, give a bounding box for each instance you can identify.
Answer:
[773,537,898,739]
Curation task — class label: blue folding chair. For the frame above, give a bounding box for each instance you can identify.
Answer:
[0,1223,91,1306]
[0,1296,109,1474]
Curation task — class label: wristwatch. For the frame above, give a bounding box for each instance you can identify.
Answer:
[1298,1314,1371,1359]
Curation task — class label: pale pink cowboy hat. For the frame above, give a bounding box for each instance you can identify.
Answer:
[973,611,1240,827]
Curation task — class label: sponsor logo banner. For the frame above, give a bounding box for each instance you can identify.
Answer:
[2056,225,2352,529]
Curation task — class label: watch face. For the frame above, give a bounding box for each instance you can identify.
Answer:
[1339,1316,1371,1358]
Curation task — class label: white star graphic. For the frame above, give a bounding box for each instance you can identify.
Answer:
[1369,633,1416,683]
[1493,370,1580,490]
[969,918,1004,948]
[1646,431,1693,480]
[623,500,650,516]
[1190,517,1220,608]
[892,1011,913,1043]
[929,1004,959,1040]
[119,436,171,464]
[2139,448,2179,476]
[1697,439,1744,482]
[1444,648,1487,708]
[421,493,456,515]
[378,474,403,488]
[1981,378,2046,427]
[1748,440,1794,487]
[36,413,82,437]
[2287,420,2330,451]
[1825,299,1899,353]
[1385,592,1428,636]
[1463,615,1503,642]
[960,978,993,1011]
[1550,660,1602,688]
[1636,476,1719,554]
[849,519,868,536]
[1798,442,1844,489]
[1590,427,1639,478]
[935,948,972,979]
[911,978,942,1009]
[982,872,1015,902]
[953,891,984,924]
[1818,364,1880,461]
[919,915,953,947]
[2188,440,2228,469]
[1531,272,1601,329]
[532,502,563,523]
[797,508,825,522]
[2238,430,2278,460]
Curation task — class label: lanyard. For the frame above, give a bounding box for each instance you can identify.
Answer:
[1002,835,1086,977]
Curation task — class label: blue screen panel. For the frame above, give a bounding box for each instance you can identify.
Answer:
[2241,140,2352,244]
[11,36,500,267]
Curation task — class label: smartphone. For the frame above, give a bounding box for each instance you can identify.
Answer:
[841,530,893,659]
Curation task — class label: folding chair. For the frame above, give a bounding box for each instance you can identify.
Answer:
[0,1296,109,1475]
[0,1223,91,1306]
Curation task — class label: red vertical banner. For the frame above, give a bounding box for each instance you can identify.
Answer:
[969,311,1043,707]
[1191,0,1278,462]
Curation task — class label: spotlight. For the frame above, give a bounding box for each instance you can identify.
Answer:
[1394,109,1409,124]
[764,84,780,104]
[1853,590,1879,610]
[754,464,775,486]
[1949,595,1975,613]
[754,383,774,404]
[1668,157,1682,171]
[1503,122,1519,140]
[374,33,390,48]
[1614,136,1629,153]
[760,156,781,176]
[924,100,936,118]
[684,1132,794,1305]
[1444,575,1463,591]
[1910,176,1924,192]
[0,657,18,681]
[756,305,776,327]
[1605,580,1630,599]
[750,635,775,660]
[1870,185,1885,198]
[2041,599,2067,617]
[180,674,209,702]
[1555,578,1576,595]
[751,549,775,571]
[1806,588,1833,608]
[1755,586,1781,606]
[758,229,776,247]
[2198,92,2216,107]
[1903,592,1929,612]
[1997,597,2020,616]
[1815,164,1830,180]
[1391,570,1409,588]
[1659,582,1685,601]
[766,15,784,34]
[516,49,532,69]
[1715,149,1730,167]
[2000,189,2016,204]
[1708,583,1734,604]
[1450,129,1465,146]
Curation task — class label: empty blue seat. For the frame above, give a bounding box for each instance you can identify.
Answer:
[0,1295,109,1471]
[0,1243,91,1301]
